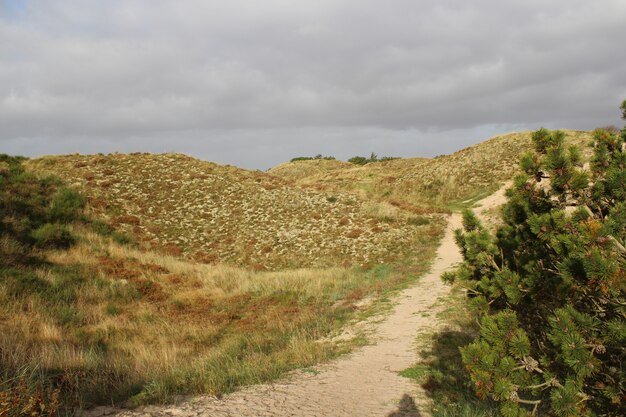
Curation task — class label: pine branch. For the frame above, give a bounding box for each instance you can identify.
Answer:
[607,235,626,254]
[526,378,562,390]
[509,393,542,416]
[488,255,501,272]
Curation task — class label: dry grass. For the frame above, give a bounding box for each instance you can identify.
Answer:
[270,130,594,208]
[269,158,352,181]
[2,220,442,409]
[5,129,595,411]
[26,153,437,270]
[5,150,447,411]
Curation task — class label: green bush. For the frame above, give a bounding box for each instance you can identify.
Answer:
[91,220,134,246]
[0,155,85,254]
[31,223,75,249]
[379,156,400,162]
[49,187,86,223]
[348,156,369,165]
[91,220,115,236]
[447,122,625,416]
[348,152,399,165]
[290,154,336,162]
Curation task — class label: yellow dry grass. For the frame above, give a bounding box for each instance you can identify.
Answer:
[4,129,595,411]
[269,158,352,180]
[2,219,441,408]
[26,153,437,270]
[270,130,594,208]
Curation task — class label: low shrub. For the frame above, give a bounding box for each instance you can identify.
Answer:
[91,220,134,246]
[408,216,430,226]
[49,188,86,223]
[91,220,114,236]
[290,154,335,162]
[348,156,369,165]
[31,223,75,249]
[348,152,399,165]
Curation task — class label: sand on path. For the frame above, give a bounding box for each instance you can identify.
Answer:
[90,186,508,417]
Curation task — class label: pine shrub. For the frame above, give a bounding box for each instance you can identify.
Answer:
[447,118,625,415]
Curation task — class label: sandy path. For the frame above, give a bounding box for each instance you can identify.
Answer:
[90,188,507,417]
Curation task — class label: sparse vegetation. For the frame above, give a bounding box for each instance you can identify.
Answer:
[3,152,444,413]
[1,217,441,412]
[270,130,594,209]
[31,223,75,249]
[27,153,437,270]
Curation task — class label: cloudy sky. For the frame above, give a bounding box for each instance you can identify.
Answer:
[1,0,625,169]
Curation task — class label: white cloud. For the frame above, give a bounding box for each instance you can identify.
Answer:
[1,0,625,167]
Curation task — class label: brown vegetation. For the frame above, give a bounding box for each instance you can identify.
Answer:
[2,224,440,409]
[26,153,438,270]
[269,130,594,208]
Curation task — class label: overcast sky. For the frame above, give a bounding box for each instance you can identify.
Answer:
[1,0,625,169]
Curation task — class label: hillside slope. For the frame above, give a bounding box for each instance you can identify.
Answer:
[269,130,593,208]
[269,158,352,180]
[26,153,439,270]
[3,154,443,412]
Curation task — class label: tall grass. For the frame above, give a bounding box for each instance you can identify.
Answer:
[2,222,442,411]
[3,153,445,412]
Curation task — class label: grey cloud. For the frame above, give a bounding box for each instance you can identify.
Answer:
[1,0,625,168]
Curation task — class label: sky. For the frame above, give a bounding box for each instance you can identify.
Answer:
[1,0,626,170]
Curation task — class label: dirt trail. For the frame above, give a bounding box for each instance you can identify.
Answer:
[90,187,508,417]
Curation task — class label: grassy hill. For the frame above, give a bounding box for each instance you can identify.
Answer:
[269,158,352,181]
[269,130,593,209]
[2,129,595,413]
[3,152,443,413]
[27,153,439,270]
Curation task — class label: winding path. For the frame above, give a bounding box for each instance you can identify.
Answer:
[89,188,506,417]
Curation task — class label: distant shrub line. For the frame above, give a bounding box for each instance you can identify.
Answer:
[289,152,399,165]
[348,152,399,165]
[290,154,336,162]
